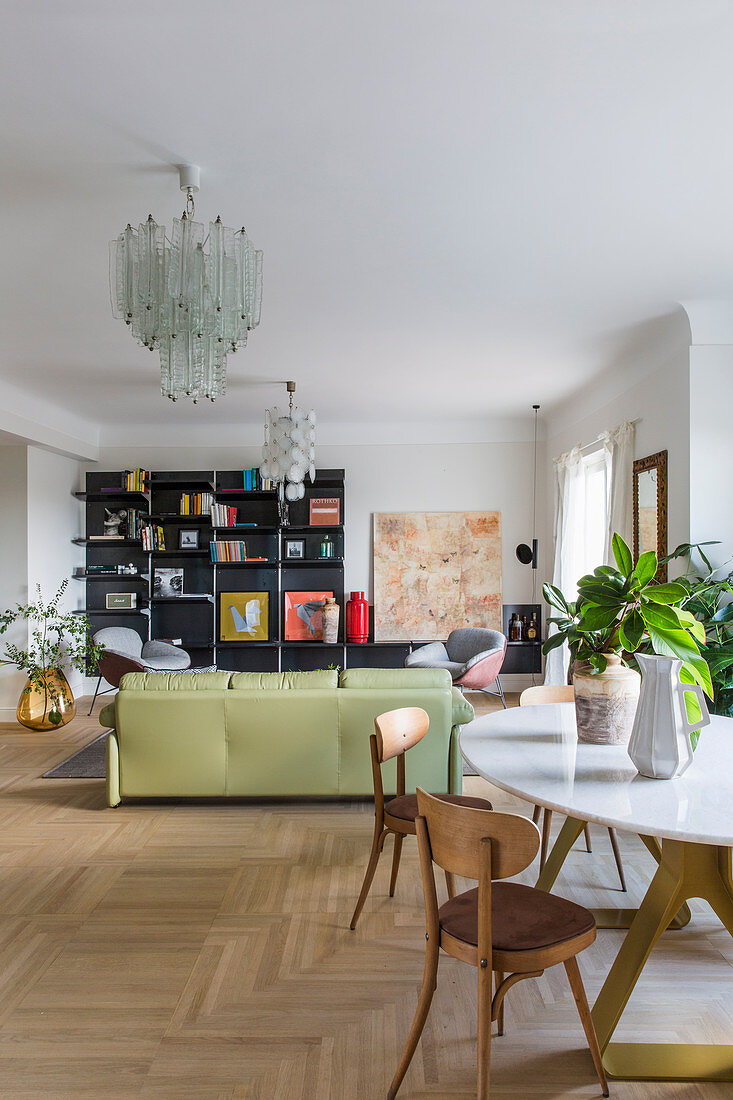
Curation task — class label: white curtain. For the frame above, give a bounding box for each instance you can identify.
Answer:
[544,419,636,684]
[602,419,636,560]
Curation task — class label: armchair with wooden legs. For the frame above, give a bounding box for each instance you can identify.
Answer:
[350,706,494,930]
[388,789,609,1100]
[519,684,626,890]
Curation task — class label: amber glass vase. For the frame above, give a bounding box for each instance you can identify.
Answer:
[16,669,76,731]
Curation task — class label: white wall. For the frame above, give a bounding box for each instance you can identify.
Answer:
[0,447,29,716]
[26,446,85,691]
[93,440,545,610]
[689,345,733,573]
[544,346,691,581]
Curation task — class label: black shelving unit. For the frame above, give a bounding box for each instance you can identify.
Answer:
[502,603,543,674]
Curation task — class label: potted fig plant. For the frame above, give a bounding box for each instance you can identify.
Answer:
[0,580,104,730]
[543,534,712,745]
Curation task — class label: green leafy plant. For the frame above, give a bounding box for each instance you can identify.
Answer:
[650,542,733,717]
[542,533,713,698]
[0,580,104,724]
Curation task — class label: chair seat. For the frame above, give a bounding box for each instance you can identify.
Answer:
[438,882,595,952]
[385,792,493,822]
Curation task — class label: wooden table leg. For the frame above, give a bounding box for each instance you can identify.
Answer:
[593,840,733,1082]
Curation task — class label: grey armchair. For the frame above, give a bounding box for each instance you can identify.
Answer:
[404,627,507,707]
[89,627,191,713]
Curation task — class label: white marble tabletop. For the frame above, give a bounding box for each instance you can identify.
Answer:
[460,703,733,847]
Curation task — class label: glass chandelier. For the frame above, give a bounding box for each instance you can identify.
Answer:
[261,381,317,502]
[109,165,263,403]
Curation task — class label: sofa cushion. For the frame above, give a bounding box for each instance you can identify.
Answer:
[229,670,338,691]
[451,687,475,725]
[119,672,233,691]
[339,668,452,690]
[99,701,116,728]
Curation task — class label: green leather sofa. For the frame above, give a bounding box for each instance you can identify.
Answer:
[100,667,474,806]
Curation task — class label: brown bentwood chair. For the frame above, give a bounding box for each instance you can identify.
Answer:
[519,684,625,889]
[388,789,609,1099]
[349,707,493,931]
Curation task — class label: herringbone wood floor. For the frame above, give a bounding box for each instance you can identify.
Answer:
[0,694,730,1099]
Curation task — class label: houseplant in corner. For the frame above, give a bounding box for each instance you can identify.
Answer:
[543,534,712,746]
[0,580,104,730]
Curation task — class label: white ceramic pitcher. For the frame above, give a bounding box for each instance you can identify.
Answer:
[628,653,710,779]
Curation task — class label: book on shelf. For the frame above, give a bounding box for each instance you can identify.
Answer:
[141,524,166,551]
[123,468,150,492]
[210,540,248,562]
[179,491,213,516]
[309,497,341,525]
[210,503,238,527]
[88,534,125,540]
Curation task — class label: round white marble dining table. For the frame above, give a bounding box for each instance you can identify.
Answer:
[460,702,733,847]
[460,702,733,1084]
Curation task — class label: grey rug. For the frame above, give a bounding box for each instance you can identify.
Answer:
[43,734,106,779]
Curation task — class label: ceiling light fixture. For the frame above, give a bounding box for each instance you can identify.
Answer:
[109,165,263,404]
[261,381,317,517]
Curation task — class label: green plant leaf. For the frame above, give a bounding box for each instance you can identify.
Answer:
[542,583,569,614]
[577,605,621,633]
[612,533,633,576]
[645,582,687,605]
[712,603,733,624]
[574,583,626,607]
[542,632,566,655]
[675,609,707,646]
[630,551,658,590]
[640,602,684,633]
[618,609,644,651]
[588,652,608,674]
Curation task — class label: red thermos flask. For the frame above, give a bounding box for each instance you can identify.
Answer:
[345,591,369,643]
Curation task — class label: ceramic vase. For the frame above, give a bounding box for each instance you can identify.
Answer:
[627,653,710,779]
[322,597,340,644]
[345,591,368,643]
[573,653,640,745]
[17,669,76,731]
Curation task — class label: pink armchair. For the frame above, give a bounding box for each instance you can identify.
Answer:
[404,628,507,707]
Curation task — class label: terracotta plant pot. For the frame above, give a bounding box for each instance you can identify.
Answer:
[16,669,76,731]
[573,653,640,746]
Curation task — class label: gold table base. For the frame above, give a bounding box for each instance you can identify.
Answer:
[537,816,733,1082]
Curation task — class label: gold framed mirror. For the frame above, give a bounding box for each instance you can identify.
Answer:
[633,450,668,580]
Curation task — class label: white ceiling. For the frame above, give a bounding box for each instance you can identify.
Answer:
[1,0,732,433]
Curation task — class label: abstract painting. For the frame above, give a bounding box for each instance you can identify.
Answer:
[284,591,333,641]
[373,512,502,641]
[219,592,269,642]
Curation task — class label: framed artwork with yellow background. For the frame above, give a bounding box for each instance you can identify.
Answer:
[219,592,269,642]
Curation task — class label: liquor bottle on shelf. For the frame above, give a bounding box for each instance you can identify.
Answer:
[319,533,334,558]
[527,613,538,642]
[508,613,521,642]
[520,615,528,640]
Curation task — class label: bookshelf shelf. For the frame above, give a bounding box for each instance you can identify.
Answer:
[73,491,150,505]
[149,514,213,524]
[72,538,143,547]
[73,607,150,617]
[214,560,278,568]
[284,524,343,533]
[150,549,211,556]
[281,558,344,567]
[151,595,214,603]
[150,478,215,491]
[72,573,147,582]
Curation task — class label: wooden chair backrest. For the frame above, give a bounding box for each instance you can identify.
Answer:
[416,787,539,880]
[374,707,430,763]
[519,684,575,706]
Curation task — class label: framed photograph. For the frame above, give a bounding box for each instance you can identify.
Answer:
[284,590,333,641]
[285,538,305,560]
[220,591,269,642]
[153,568,184,598]
[179,528,200,550]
